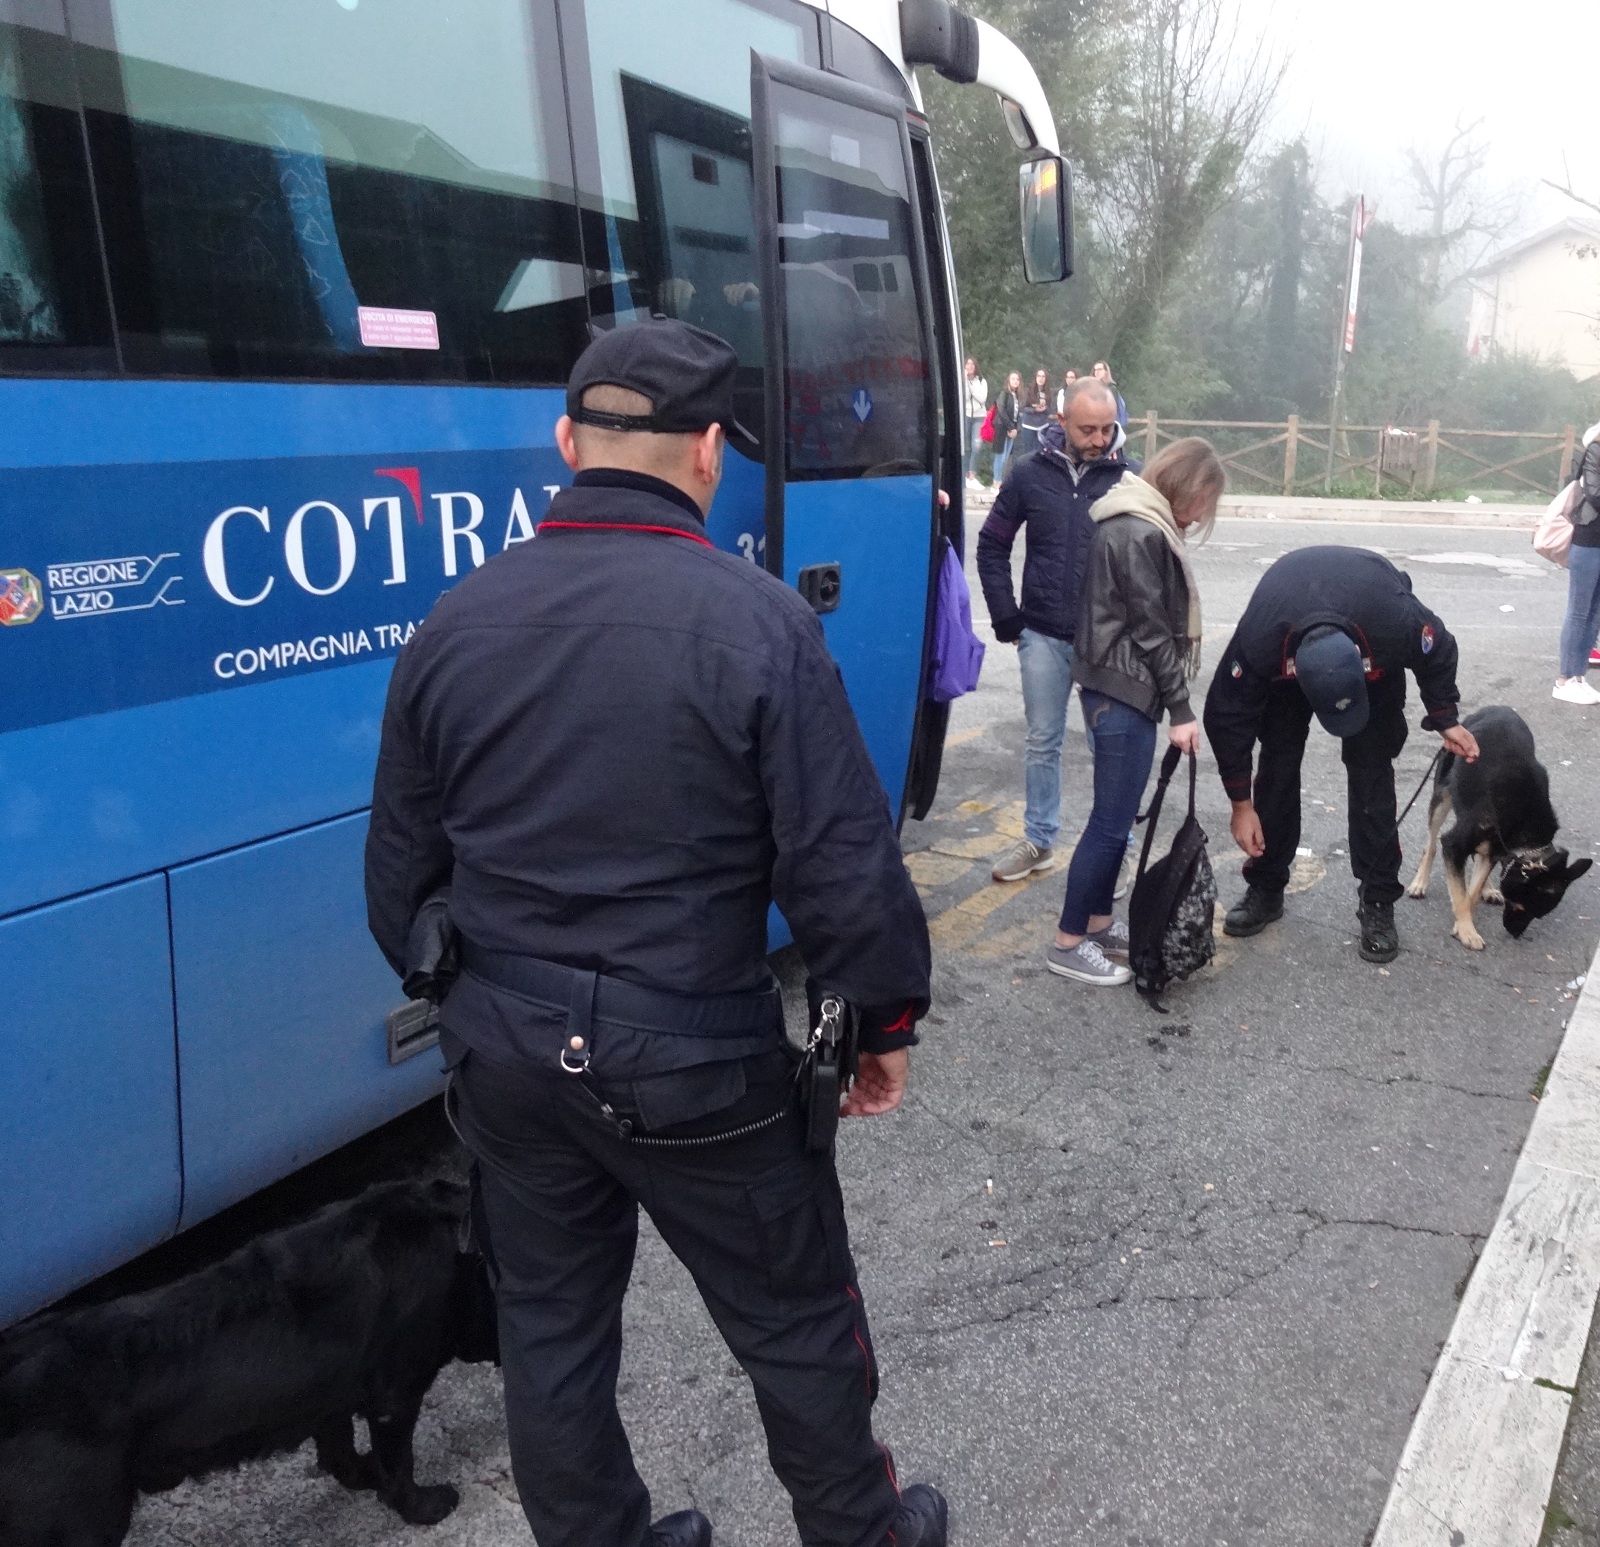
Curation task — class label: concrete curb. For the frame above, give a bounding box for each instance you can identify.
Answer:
[1218,495,1538,529]
[1372,944,1600,1545]
[961,489,1540,529]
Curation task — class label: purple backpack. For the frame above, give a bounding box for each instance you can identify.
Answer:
[929,538,986,702]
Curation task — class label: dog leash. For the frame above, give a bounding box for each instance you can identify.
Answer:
[1396,748,1443,829]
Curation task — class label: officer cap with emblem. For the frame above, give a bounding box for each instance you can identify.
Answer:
[567,319,759,452]
[1294,625,1369,737]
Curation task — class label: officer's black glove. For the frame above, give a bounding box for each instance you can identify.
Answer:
[991,614,1024,644]
[402,888,459,1004]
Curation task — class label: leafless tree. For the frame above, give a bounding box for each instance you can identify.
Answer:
[1543,159,1600,222]
[1096,0,1285,383]
[1405,118,1519,299]
[1540,160,1600,339]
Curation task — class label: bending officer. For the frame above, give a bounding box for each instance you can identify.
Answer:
[365,321,944,1547]
[1202,545,1479,963]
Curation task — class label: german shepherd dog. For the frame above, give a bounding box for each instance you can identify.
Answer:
[1406,704,1591,950]
[0,1178,499,1546]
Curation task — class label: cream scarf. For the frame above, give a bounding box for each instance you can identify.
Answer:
[1089,473,1204,679]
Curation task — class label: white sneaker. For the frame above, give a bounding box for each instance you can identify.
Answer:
[1553,679,1600,705]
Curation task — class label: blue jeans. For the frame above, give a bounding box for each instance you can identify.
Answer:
[1018,628,1078,849]
[1058,691,1158,935]
[993,433,1015,484]
[965,416,985,476]
[1560,545,1600,678]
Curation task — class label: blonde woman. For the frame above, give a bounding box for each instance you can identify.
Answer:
[1047,438,1226,985]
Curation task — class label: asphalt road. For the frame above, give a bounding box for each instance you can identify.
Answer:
[120,517,1600,1547]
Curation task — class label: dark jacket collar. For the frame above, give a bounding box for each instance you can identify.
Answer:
[1280,612,1379,680]
[541,470,712,543]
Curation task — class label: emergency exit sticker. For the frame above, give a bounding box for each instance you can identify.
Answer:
[358,307,440,350]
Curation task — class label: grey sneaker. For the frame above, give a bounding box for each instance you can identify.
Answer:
[1046,938,1133,986]
[1088,919,1130,962]
[992,838,1055,883]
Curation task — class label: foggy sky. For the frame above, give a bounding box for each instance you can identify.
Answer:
[1235,0,1599,248]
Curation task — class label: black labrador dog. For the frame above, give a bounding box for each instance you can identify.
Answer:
[0,1177,499,1545]
[1406,704,1591,950]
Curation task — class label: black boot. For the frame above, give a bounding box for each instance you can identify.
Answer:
[891,1485,950,1547]
[1223,885,1284,938]
[651,1510,712,1547]
[1357,900,1399,964]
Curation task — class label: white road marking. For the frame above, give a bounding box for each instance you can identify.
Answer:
[1399,550,1546,578]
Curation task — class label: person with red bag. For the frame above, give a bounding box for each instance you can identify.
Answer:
[1554,420,1600,704]
[990,370,1022,484]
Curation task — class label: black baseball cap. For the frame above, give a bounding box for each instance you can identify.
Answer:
[566,319,759,452]
[1294,625,1369,737]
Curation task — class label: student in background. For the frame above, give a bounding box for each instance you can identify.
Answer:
[992,370,1023,485]
[1018,369,1053,460]
[1554,419,1600,704]
[1092,360,1127,426]
[963,356,988,486]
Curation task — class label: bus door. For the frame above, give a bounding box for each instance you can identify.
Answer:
[903,124,966,820]
[749,54,939,818]
[557,0,820,571]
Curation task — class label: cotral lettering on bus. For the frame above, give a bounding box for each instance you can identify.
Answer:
[203,484,543,605]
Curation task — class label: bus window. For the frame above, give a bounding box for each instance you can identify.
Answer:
[568,0,815,451]
[0,5,112,368]
[766,79,931,481]
[69,0,585,382]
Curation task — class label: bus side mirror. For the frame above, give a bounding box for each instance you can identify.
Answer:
[1019,155,1072,283]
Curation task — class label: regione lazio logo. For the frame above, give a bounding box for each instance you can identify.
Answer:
[1420,624,1435,655]
[0,567,42,626]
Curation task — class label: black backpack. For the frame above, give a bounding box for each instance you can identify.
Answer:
[1127,746,1216,1009]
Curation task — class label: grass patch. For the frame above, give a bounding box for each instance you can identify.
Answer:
[1533,1061,1555,1101]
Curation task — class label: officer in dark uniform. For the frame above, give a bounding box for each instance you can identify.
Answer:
[1202,546,1480,963]
[365,320,945,1547]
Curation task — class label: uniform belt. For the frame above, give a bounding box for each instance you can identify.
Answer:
[458,941,781,1039]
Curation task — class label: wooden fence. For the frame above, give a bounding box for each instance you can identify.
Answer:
[1129,415,1579,500]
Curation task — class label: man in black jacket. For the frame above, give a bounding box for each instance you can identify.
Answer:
[365,321,944,1547]
[1202,546,1479,963]
[976,378,1131,882]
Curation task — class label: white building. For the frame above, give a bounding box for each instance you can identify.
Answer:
[1466,218,1600,380]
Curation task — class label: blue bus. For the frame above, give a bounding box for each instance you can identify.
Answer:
[0,0,1066,1325]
